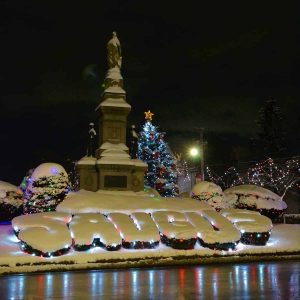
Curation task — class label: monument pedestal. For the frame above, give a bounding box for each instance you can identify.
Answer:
[77,157,98,192]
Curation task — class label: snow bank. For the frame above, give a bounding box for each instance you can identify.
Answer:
[0,181,22,207]
[224,185,287,210]
[30,163,68,181]
[221,209,273,233]
[192,181,222,195]
[0,181,19,194]
[191,181,231,210]
[187,211,240,245]
[69,213,122,248]
[0,181,23,222]
[0,224,299,274]
[12,212,72,254]
[57,189,213,214]
[108,212,160,246]
[152,211,197,240]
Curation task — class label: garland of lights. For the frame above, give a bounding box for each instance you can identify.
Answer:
[137,111,179,197]
[160,234,197,250]
[198,239,238,251]
[240,232,270,246]
[15,231,271,257]
[73,238,122,252]
[19,240,70,258]
[122,240,159,249]
[207,157,300,196]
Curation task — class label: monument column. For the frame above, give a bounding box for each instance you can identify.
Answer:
[77,32,147,192]
[95,31,131,158]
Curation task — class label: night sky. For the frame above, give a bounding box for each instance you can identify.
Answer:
[1,1,300,184]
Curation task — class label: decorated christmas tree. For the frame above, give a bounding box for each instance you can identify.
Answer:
[23,163,69,214]
[138,110,178,197]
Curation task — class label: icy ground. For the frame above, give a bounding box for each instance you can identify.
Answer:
[0,224,299,274]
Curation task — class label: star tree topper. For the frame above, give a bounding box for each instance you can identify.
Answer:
[144,110,154,121]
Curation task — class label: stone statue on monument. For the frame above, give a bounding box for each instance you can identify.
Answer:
[86,122,97,157]
[107,31,122,69]
[130,125,139,159]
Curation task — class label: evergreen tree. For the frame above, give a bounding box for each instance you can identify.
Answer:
[138,111,178,197]
[23,163,69,214]
[255,99,287,157]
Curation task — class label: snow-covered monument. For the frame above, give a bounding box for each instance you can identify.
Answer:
[77,32,147,192]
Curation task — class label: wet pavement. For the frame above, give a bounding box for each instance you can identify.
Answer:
[1,260,300,299]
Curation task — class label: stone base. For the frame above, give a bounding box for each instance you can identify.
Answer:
[76,157,98,192]
[77,156,146,192]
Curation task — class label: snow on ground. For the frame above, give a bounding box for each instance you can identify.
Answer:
[56,189,214,214]
[0,224,299,274]
[1,190,299,274]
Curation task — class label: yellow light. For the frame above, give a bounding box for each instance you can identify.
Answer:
[190,148,199,157]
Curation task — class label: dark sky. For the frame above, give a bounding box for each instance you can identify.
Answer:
[1,1,300,184]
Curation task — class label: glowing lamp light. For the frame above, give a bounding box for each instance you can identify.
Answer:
[190,148,199,157]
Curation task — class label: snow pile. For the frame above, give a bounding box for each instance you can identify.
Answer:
[187,211,240,247]
[57,189,213,214]
[224,185,287,219]
[12,212,72,254]
[108,212,160,248]
[30,163,68,181]
[23,163,69,214]
[152,211,197,240]
[221,209,273,233]
[0,223,299,274]
[191,181,233,211]
[77,156,96,166]
[0,181,23,222]
[69,214,122,250]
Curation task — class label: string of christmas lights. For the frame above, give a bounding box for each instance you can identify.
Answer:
[138,112,179,197]
[207,157,300,196]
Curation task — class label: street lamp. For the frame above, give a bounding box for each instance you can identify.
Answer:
[189,147,199,157]
[189,146,202,185]
[189,128,206,181]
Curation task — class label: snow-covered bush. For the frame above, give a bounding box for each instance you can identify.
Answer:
[23,163,69,214]
[0,181,23,222]
[191,181,233,211]
[224,184,287,220]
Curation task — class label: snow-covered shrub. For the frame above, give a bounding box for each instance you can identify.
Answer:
[224,184,287,220]
[191,181,233,211]
[23,163,69,214]
[0,181,23,222]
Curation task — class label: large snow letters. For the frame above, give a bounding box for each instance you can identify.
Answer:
[12,208,272,256]
[12,212,72,256]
